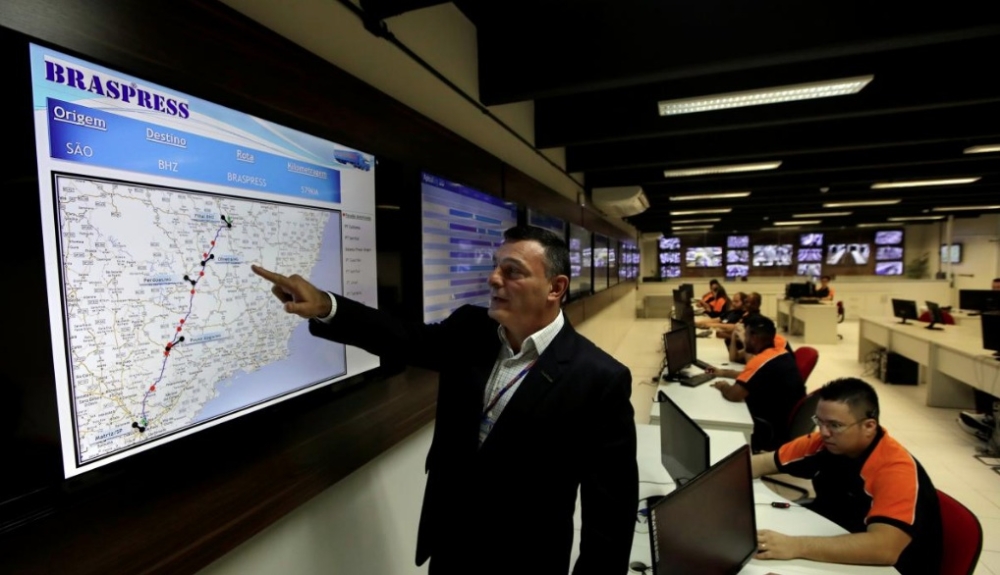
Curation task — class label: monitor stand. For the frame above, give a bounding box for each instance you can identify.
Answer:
[897,318,910,325]
[925,321,943,331]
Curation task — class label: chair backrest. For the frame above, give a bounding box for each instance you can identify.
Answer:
[836,300,845,323]
[919,311,957,325]
[938,490,983,575]
[793,346,819,384]
[787,390,822,439]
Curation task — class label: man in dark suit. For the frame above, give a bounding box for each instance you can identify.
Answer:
[251,226,637,575]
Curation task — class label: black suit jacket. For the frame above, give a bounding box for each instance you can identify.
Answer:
[309,296,638,575]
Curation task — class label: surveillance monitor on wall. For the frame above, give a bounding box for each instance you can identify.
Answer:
[827,243,870,265]
[874,230,904,245]
[726,264,749,278]
[799,233,824,247]
[892,299,918,325]
[752,244,793,266]
[797,263,822,278]
[659,236,681,251]
[875,261,904,276]
[727,235,749,248]
[685,246,723,267]
[940,243,963,264]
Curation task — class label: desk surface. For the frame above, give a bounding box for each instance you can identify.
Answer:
[860,316,998,363]
[635,423,748,487]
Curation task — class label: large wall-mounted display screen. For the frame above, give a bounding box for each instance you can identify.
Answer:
[752,244,793,266]
[827,243,871,265]
[31,44,380,478]
[421,173,517,322]
[527,208,566,237]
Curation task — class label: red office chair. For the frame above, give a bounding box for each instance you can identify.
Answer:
[938,490,983,575]
[919,310,956,325]
[793,346,819,385]
[836,301,845,340]
[787,390,822,439]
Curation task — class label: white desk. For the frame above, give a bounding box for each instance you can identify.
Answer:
[777,298,840,345]
[619,479,897,575]
[650,382,755,444]
[635,422,748,484]
[859,316,1000,408]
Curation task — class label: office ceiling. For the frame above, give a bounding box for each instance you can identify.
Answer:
[361,0,1000,234]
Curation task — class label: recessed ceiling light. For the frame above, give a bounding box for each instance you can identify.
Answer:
[774,220,821,226]
[657,75,873,116]
[964,145,1000,154]
[871,177,980,189]
[663,161,781,178]
[672,225,715,231]
[672,218,722,224]
[670,191,752,201]
[823,199,901,208]
[670,208,733,216]
[887,216,946,222]
[931,205,1000,212]
[793,212,852,218]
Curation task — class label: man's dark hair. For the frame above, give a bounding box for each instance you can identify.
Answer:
[821,275,831,281]
[714,284,729,299]
[818,377,880,422]
[743,314,776,342]
[744,292,762,314]
[503,226,570,279]
[993,277,1000,285]
[709,279,720,288]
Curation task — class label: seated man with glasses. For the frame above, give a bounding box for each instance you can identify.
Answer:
[750,378,942,575]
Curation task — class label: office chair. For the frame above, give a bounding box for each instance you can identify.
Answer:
[918,310,956,325]
[793,347,819,385]
[938,490,983,575]
[836,301,845,340]
[760,391,823,501]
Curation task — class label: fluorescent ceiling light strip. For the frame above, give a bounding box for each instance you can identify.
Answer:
[670,191,751,201]
[856,223,891,228]
[931,205,1000,212]
[823,199,901,208]
[793,212,851,217]
[774,220,820,226]
[673,230,709,236]
[887,216,945,222]
[964,145,1000,154]
[664,161,781,178]
[871,177,980,189]
[658,75,873,116]
[760,226,801,231]
[672,225,714,231]
[672,218,722,224]
[670,208,733,216]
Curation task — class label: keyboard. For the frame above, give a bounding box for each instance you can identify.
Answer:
[679,372,715,387]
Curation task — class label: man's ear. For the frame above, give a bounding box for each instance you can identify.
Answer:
[549,275,569,303]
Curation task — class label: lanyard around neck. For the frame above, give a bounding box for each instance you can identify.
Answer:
[482,360,536,418]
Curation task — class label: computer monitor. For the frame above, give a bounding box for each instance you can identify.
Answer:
[785,282,814,299]
[679,283,695,302]
[982,312,1000,360]
[648,445,756,575]
[959,290,1000,314]
[891,299,918,325]
[656,391,709,484]
[672,288,690,307]
[925,301,946,330]
[664,326,694,379]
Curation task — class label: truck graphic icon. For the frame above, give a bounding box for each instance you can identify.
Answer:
[333,150,371,171]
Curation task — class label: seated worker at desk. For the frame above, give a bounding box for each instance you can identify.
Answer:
[751,378,942,575]
[814,275,835,301]
[725,314,792,364]
[713,291,761,340]
[708,315,804,451]
[696,291,745,331]
[695,280,730,318]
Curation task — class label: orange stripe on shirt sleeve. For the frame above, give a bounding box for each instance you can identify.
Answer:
[777,433,825,466]
[737,347,786,382]
[861,440,920,527]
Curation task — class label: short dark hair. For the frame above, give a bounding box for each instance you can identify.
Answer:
[503,226,570,279]
[744,292,762,314]
[818,378,880,423]
[821,275,831,281]
[743,314,776,340]
[709,279,720,288]
[714,284,729,299]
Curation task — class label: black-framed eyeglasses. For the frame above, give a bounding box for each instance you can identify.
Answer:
[811,414,866,434]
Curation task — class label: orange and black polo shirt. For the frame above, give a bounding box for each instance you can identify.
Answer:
[735,345,803,450]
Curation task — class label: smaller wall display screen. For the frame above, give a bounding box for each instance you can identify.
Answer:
[797,263,822,277]
[827,243,870,265]
[876,247,904,261]
[726,264,749,278]
[874,230,904,245]
[752,244,793,266]
[875,261,904,276]
[800,233,824,247]
[727,250,749,264]
[797,248,823,263]
[727,235,749,248]
[685,246,723,267]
